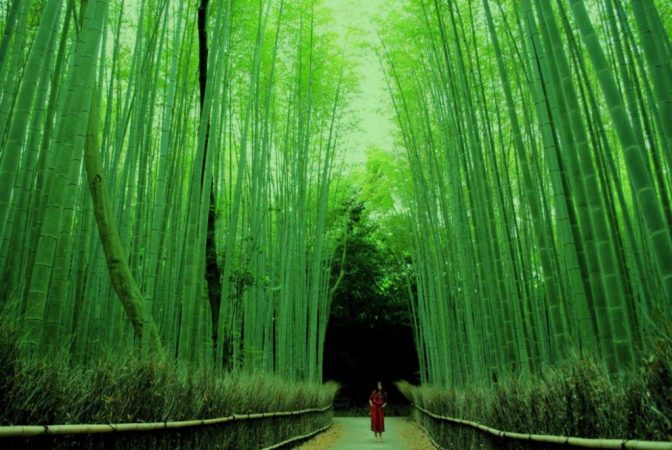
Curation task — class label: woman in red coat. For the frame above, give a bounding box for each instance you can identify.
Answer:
[369,381,387,442]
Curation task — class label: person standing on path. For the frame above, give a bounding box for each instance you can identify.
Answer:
[369,381,387,442]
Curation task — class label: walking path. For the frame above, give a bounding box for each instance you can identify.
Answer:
[297,417,436,450]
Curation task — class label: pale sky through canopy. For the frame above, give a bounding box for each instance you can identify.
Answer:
[119,0,396,167]
[319,0,397,167]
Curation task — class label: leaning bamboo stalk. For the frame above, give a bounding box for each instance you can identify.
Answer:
[0,404,333,438]
[414,405,672,450]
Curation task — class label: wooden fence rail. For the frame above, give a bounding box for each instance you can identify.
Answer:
[414,405,672,450]
[260,422,332,450]
[0,404,332,438]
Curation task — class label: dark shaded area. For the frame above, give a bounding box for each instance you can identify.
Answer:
[323,198,420,415]
[324,322,419,415]
[197,0,224,365]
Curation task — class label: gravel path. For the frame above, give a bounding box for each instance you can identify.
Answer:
[296,417,436,450]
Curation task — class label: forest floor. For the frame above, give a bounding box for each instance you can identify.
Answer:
[295,417,436,450]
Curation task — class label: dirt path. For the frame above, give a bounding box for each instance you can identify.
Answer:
[296,417,436,450]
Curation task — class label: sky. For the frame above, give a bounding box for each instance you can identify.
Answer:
[319,0,397,167]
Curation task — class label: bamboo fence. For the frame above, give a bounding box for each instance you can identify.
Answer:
[260,422,332,450]
[0,404,332,438]
[415,405,672,450]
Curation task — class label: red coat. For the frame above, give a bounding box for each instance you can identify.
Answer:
[369,390,386,432]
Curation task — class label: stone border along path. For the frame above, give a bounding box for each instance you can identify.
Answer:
[296,417,437,450]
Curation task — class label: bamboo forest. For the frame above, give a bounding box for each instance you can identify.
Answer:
[0,0,671,449]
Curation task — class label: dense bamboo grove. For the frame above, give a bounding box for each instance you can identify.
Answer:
[0,0,352,382]
[2,0,672,445]
[382,0,672,387]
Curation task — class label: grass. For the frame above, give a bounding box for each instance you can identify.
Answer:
[0,325,339,449]
[397,333,672,449]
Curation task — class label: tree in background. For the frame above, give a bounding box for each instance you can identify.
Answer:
[324,186,419,411]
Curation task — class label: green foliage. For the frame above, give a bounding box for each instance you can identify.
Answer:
[381,0,672,388]
[329,197,413,328]
[0,327,339,449]
[0,0,352,382]
[398,333,672,448]
[2,0,671,442]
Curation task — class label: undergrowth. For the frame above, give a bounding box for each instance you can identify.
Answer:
[0,326,338,449]
[397,333,672,449]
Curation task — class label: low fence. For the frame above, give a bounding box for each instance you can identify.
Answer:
[414,405,672,450]
[261,422,332,450]
[0,404,332,449]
